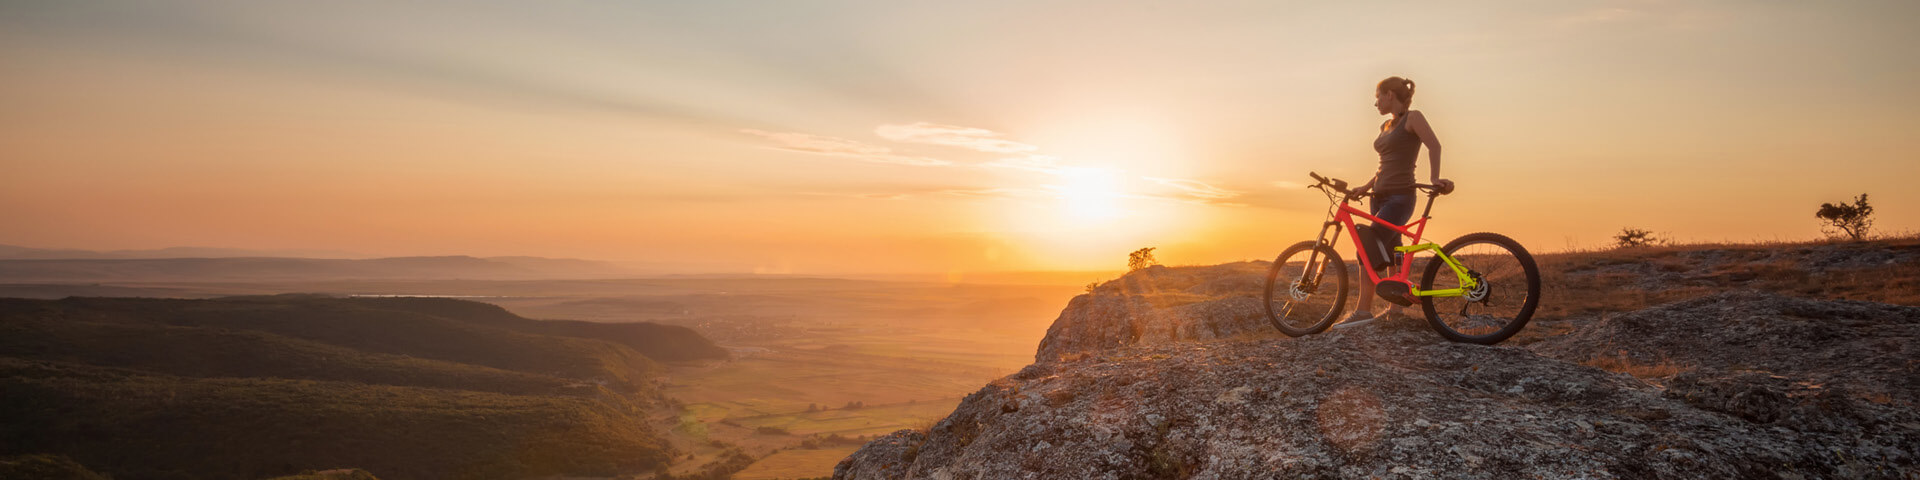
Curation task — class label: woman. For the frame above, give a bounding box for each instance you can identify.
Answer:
[1340,76,1452,327]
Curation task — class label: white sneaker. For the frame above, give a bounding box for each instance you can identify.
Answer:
[1332,309,1410,329]
[1332,311,1378,329]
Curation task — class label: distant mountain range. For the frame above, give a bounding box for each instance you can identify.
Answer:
[0,245,1122,283]
[0,244,370,260]
[0,249,642,282]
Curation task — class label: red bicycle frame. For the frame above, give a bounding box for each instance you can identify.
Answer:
[1319,194,1437,286]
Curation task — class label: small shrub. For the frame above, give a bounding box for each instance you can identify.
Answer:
[656,447,754,480]
[1128,247,1159,272]
[1613,228,1665,248]
[1816,193,1874,240]
[910,417,939,435]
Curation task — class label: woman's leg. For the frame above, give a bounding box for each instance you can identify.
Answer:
[1377,194,1420,317]
[1351,268,1378,319]
[1363,193,1418,319]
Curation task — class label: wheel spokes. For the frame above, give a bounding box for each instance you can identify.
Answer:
[1266,245,1347,336]
[1428,241,1530,339]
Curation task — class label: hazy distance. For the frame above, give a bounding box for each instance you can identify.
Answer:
[3,1,1917,274]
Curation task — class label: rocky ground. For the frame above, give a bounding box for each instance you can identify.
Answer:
[835,242,1920,479]
[1530,291,1918,437]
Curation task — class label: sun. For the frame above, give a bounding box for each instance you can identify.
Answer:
[981,113,1201,270]
[1054,167,1126,221]
[993,168,1194,270]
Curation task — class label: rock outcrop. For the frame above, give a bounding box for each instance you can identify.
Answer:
[838,262,1920,479]
[1529,291,1919,436]
[1035,263,1271,363]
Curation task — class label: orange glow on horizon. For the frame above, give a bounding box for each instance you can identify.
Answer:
[3,2,1917,274]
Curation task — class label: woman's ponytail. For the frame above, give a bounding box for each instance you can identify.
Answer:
[1377,76,1415,105]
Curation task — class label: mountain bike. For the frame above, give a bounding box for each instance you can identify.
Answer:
[1263,172,1541,344]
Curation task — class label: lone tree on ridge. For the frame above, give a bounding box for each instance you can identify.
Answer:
[1614,227,1666,248]
[1128,247,1158,272]
[1816,193,1874,241]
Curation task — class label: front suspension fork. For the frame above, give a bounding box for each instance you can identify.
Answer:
[1301,221,1343,291]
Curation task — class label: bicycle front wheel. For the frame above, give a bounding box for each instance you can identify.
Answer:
[1419,232,1541,345]
[1264,241,1349,337]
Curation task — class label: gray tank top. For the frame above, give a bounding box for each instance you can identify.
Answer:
[1372,112,1422,194]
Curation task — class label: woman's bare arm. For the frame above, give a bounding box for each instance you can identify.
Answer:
[1405,111,1450,188]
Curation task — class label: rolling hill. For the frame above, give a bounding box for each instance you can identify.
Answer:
[0,295,728,480]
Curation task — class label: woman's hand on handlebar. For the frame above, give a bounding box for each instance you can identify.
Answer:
[1431,178,1454,194]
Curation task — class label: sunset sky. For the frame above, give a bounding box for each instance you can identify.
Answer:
[4,1,1917,274]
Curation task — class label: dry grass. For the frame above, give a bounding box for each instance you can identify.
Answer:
[909,415,941,435]
[1530,237,1920,326]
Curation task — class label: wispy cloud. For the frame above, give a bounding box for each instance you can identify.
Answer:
[749,124,1265,210]
[788,185,1050,201]
[1144,177,1243,200]
[740,129,949,166]
[938,187,1051,198]
[749,122,1067,175]
[980,155,1067,175]
[795,191,914,200]
[875,122,1039,154]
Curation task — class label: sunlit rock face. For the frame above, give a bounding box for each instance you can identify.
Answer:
[1034,263,1271,364]
[838,263,1920,479]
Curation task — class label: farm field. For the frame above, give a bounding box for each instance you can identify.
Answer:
[732,447,863,480]
[618,281,1076,478]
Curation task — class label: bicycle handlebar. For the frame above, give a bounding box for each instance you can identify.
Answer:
[1306,172,1453,197]
[1306,171,1348,194]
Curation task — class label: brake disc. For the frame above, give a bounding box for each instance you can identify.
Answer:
[1289,282,1312,301]
[1462,271,1490,303]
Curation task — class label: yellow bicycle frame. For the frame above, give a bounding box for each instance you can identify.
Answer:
[1398,243,1478,297]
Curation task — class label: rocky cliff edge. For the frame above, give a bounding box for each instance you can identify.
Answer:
[837,263,1919,479]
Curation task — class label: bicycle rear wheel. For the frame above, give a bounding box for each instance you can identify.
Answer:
[1264,241,1349,337]
[1419,232,1540,345]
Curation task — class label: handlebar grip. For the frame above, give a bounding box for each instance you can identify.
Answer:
[1309,172,1328,183]
[1413,182,1455,195]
